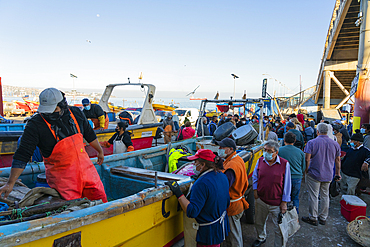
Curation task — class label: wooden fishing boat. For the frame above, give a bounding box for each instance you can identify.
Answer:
[152,103,176,111]
[0,83,162,167]
[22,99,39,112]
[0,136,263,246]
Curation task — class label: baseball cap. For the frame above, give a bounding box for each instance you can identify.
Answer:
[286,122,295,128]
[38,88,63,113]
[216,137,237,150]
[187,149,216,162]
[332,120,342,125]
[82,98,90,105]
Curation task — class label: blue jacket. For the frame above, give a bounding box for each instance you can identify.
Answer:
[187,171,230,245]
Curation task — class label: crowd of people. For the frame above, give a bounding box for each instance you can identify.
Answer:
[166,111,369,247]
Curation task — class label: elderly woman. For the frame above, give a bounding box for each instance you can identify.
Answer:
[166,149,230,247]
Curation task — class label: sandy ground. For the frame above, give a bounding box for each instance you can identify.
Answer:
[173,179,369,247]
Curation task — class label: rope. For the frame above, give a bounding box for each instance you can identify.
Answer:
[1,198,90,223]
[11,202,50,220]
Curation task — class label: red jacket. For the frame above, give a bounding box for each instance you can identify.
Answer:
[182,127,196,139]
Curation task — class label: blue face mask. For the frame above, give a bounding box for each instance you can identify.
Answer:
[263,151,273,161]
[193,165,201,176]
[84,105,91,111]
[360,128,366,134]
[218,149,227,158]
[350,142,356,148]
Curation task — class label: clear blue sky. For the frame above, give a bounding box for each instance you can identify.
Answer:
[0,0,335,98]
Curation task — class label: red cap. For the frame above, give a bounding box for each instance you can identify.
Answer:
[187,149,216,162]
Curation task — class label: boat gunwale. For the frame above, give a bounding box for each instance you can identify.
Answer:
[0,138,199,245]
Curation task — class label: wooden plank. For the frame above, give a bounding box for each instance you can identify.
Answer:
[142,151,166,159]
[111,166,188,181]
[330,72,350,96]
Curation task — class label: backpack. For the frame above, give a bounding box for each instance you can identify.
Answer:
[119,111,133,125]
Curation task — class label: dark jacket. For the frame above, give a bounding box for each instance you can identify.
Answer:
[197,122,210,137]
[83,104,105,119]
[108,131,133,147]
[339,125,350,143]
[342,146,370,179]
[12,106,96,169]
[283,129,304,149]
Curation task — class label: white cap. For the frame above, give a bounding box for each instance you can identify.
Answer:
[38,88,63,113]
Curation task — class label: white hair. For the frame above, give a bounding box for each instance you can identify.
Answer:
[317,123,328,134]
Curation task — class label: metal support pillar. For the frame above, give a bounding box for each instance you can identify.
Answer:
[354,0,370,128]
[323,70,331,109]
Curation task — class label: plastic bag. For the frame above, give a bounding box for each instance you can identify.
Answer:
[329,180,340,197]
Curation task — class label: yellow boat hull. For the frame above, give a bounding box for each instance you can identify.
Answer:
[17,197,182,247]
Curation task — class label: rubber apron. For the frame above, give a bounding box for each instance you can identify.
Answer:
[228,154,243,203]
[41,110,107,202]
[113,134,127,154]
[183,169,227,247]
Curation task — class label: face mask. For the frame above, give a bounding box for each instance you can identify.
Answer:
[84,105,91,111]
[333,131,335,135]
[193,164,201,176]
[242,121,246,124]
[115,128,120,133]
[43,110,63,121]
[218,149,227,158]
[275,123,279,127]
[360,128,366,134]
[263,120,268,123]
[350,142,355,148]
[269,118,272,120]
[349,120,353,123]
[263,151,273,161]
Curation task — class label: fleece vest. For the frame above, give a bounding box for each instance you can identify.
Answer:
[223,152,249,216]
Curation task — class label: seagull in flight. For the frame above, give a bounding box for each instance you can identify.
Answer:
[186,85,200,96]
[86,40,92,43]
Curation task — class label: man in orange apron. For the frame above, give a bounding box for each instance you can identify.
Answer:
[217,138,249,247]
[0,88,107,203]
[82,98,109,130]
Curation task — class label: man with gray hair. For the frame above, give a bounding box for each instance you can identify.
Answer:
[252,140,291,247]
[301,123,341,226]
